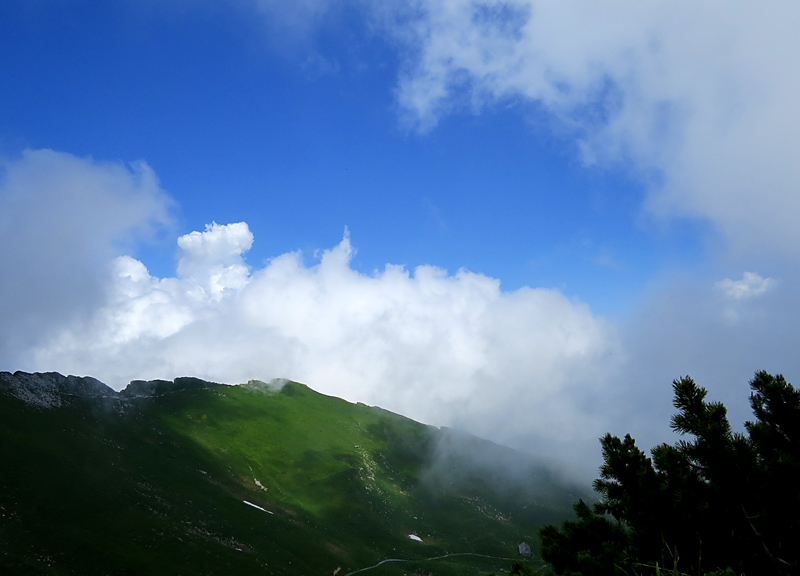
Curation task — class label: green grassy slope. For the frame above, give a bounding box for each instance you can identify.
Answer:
[0,372,585,576]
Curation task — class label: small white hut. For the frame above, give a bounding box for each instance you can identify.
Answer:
[518,542,532,557]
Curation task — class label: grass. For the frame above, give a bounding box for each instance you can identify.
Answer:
[0,374,584,575]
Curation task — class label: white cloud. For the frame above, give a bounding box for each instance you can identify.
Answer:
[0,149,172,364]
[229,1,800,257]
[177,222,253,298]
[376,1,800,257]
[716,272,775,300]
[3,148,796,476]
[26,221,620,466]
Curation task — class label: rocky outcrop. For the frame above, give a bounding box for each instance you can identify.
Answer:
[0,371,227,407]
[0,371,117,408]
[120,376,222,398]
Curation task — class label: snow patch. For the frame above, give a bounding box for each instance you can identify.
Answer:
[243,500,273,514]
[408,534,423,542]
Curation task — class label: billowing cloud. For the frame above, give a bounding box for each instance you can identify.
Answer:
[24,222,620,467]
[3,149,797,476]
[177,222,254,298]
[375,1,800,257]
[0,149,172,365]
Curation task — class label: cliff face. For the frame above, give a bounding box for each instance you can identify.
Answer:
[0,371,117,408]
[0,371,226,407]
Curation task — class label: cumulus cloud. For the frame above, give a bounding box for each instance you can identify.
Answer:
[0,149,172,365]
[25,221,620,467]
[2,149,795,476]
[177,222,253,298]
[716,272,775,300]
[370,1,800,257]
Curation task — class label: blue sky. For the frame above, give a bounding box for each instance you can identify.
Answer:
[2,0,799,474]
[0,0,702,310]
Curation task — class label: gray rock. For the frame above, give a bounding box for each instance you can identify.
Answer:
[0,371,117,408]
[120,376,222,398]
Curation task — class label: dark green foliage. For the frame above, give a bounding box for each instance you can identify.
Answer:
[743,372,800,573]
[539,500,630,576]
[509,559,536,575]
[539,371,800,576]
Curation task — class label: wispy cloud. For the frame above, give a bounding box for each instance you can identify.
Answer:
[235,1,800,260]
[374,1,800,258]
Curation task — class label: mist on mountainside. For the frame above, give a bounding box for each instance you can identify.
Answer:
[1,370,584,575]
[423,427,590,504]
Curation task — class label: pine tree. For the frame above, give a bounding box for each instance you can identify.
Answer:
[539,372,800,575]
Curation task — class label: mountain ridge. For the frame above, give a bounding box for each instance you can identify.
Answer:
[0,370,585,575]
[0,371,240,403]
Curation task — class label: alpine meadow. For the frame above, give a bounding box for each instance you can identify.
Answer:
[0,371,584,575]
[3,1,800,575]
